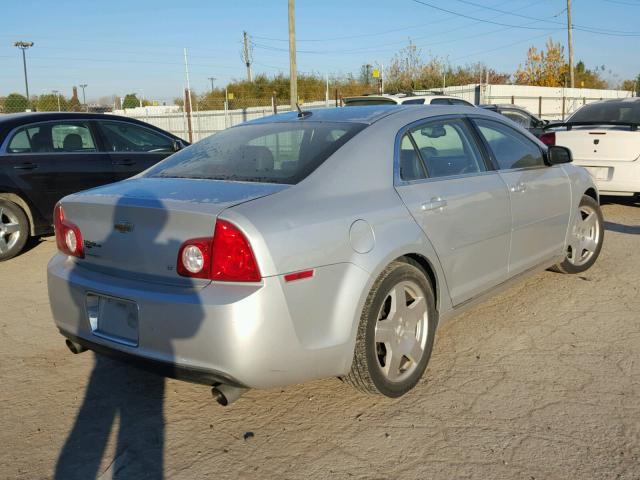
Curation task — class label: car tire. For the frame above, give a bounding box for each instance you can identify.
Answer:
[344,258,437,397]
[0,200,29,261]
[552,194,604,274]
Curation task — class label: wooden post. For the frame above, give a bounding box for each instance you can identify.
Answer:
[538,96,542,117]
[511,95,515,105]
[272,92,278,115]
[335,88,339,107]
[561,96,565,120]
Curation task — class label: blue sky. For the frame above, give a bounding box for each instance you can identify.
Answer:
[1,0,639,103]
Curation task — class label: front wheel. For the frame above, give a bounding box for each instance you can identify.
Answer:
[552,194,604,274]
[344,259,437,397]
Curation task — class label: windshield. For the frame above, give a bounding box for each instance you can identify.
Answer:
[146,121,366,184]
[569,102,640,124]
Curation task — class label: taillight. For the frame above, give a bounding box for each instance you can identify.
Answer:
[177,219,261,282]
[54,204,84,258]
[540,132,556,146]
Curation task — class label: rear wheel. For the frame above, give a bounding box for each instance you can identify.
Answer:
[0,200,29,261]
[552,194,604,274]
[344,259,437,397]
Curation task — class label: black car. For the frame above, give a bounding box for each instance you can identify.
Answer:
[0,112,188,260]
[479,104,549,138]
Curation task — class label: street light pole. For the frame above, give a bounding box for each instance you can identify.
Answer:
[79,84,88,111]
[14,41,34,106]
[208,77,216,92]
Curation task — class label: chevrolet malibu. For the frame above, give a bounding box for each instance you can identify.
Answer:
[48,106,604,404]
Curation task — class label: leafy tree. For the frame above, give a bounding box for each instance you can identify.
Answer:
[620,74,639,94]
[36,94,69,112]
[514,38,569,87]
[4,93,28,113]
[122,93,140,109]
[574,61,607,89]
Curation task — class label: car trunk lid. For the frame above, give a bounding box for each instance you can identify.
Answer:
[60,177,287,286]
[554,127,640,162]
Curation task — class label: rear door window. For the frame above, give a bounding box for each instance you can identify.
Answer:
[98,121,174,153]
[408,119,486,178]
[473,118,544,170]
[7,122,96,153]
[147,121,366,184]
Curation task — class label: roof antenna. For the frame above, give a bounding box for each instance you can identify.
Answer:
[296,102,312,119]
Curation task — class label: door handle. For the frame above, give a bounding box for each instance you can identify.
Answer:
[510,182,527,193]
[112,159,135,166]
[13,163,38,170]
[421,197,448,212]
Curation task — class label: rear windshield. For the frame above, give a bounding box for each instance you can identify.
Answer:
[569,102,640,124]
[146,121,366,184]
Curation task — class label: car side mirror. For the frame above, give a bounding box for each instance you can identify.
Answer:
[547,145,572,165]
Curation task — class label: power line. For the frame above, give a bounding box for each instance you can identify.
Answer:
[452,0,640,35]
[412,0,640,36]
[251,0,526,43]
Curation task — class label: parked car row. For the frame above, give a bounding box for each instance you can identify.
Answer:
[3,95,635,404]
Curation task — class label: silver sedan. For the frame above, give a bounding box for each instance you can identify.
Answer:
[48,105,604,404]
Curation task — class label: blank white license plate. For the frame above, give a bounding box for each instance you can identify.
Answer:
[585,167,611,181]
[86,293,139,346]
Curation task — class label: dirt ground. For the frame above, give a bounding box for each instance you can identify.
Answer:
[1,199,639,480]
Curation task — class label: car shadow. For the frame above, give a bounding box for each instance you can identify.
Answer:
[604,221,640,235]
[54,190,204,480]
[600,195,640,208]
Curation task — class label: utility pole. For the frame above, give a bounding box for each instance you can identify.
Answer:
[14,41,34,104]
[183,48,194,142]
[288,0,297,109]
[243,31,253,82]
[79,84,88,111]
[208,77,216,92]
[567,0,575,88]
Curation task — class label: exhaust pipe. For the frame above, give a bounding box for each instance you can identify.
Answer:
[211,384,249,406]
[65,339,87,354]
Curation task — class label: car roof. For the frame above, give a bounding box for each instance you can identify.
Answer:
[344,94,467,104]
[242,104,486,128]
[242,105,402,125]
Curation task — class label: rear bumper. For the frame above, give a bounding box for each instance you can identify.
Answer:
[47,254,369,389]
[574,159,640,195]
[60,329,245,386]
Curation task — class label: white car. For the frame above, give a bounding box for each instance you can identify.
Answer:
[541,98,640,196]
[344,93,475,107]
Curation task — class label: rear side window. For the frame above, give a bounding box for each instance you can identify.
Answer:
[147,121,366,184]
[99,121,174,153]
[450,99,473,107]
[474,118,544,170]
[401,99,425,105]
[408,119,486,178]
[399,134,427,181]
[429,98,451,106]
[7,122,96,153]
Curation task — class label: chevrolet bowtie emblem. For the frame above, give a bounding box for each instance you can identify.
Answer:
[114,222,134,233]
